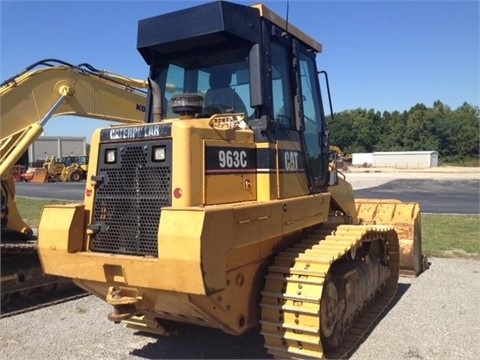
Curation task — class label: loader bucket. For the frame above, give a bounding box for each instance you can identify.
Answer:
[355,199,429,276]
[31,168,48,183]
[1,176,34,238]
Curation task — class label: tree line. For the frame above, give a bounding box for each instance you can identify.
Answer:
[328,100,479,164]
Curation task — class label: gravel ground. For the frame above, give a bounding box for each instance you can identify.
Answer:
[1,258,479,360]
[1,169,479,359]
[351,258,480,360]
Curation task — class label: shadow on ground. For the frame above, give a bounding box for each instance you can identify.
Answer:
[129,282,412,359]
[130,325,269,359]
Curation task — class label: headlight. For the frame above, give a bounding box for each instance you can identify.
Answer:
[105,149,117,164]
[152,146,166,161]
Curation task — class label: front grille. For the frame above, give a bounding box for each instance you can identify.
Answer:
[90,141,172,256]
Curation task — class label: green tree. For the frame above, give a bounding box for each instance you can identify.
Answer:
[328,110,356,152]
[377,110,408,151]
[350,108,382,152]
[448,102,480,160]
[403,103,439,151]
[328,100,479,165]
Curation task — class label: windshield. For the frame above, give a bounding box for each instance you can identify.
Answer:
[153,48,252,118]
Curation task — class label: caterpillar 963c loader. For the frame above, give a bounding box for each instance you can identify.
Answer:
[38,2,427,358]
[0,59,148,306]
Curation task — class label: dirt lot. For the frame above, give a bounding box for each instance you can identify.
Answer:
[1,258,479,359]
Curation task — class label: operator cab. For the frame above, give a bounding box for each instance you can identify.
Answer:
[137,0,331,190]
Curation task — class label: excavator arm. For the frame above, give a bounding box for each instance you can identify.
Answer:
[1,59,148,239]
[1,58,148,176]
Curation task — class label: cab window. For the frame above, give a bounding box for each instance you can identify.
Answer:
[271,42,293,129]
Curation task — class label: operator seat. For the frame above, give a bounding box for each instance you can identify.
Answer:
[203,69,247,114]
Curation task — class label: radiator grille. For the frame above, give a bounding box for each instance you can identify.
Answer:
[90,141,171,256]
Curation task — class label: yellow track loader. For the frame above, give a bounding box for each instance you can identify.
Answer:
[37,2,428,358]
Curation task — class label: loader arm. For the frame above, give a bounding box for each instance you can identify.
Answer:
[1,59,148,238]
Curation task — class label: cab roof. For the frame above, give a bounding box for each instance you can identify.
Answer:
[137,1,322,65]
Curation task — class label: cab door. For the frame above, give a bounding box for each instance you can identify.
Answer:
[296,48,329,191]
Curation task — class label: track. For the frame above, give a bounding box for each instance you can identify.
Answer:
[1,241,88,319]
[0,282,87,319]
[261,224,400,359]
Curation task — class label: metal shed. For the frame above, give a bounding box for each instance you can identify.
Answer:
[372,151,439,168]
[352,153,374,167]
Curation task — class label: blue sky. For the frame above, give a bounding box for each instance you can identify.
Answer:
[1,0,478,140]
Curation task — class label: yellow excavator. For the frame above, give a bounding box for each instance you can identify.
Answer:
[329,145,352,171]
[37,2,427,358]
[0,58,149,304]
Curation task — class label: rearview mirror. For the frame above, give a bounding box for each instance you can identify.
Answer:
[328,169,338,186]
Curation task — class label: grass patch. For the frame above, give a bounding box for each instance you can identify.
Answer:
[422,214,480,259]
[14,198,480,259]
[14,197,77,228]
[75,304,88,314]
[440,157,480,167]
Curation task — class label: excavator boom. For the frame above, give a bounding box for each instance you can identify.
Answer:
[1,59,148,177]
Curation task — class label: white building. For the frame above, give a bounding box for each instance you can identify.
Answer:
[372,151,439,168]
[351,151,439,169]
[28,136,87,165]
[352,153,374,167]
